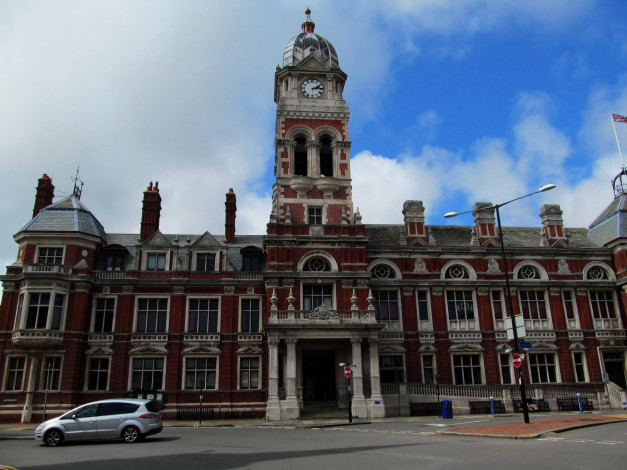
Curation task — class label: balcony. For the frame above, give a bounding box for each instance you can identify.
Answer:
[23,264,72,275]
[270,305,377,325]
[12,329,64,347]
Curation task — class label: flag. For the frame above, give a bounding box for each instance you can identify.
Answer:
[612,113,627,123]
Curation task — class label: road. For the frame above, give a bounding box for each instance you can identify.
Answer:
[1,418,625,470]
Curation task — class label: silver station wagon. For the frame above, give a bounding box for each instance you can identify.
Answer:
[35,398,163,446]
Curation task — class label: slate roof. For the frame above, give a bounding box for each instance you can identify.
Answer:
[364,224,601,249]
[18,195,106,239]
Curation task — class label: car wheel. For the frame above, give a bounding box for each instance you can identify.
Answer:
[122,426,140,443]
[44,429,64,447]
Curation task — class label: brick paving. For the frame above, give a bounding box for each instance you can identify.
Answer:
[438,414,627,439]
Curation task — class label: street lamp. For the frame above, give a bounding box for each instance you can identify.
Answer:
[445,183,556,424]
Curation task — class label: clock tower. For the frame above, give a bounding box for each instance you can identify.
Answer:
[270,9,354,228]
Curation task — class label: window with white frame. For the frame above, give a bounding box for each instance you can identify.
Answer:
[308,207,322,225]
[416,290,431,329]
[589,291,617,320]
[38,247,63,265]
[586,266,609,280]
[562,290,578,328]
[445,264,470,279]
[446,290,476,329]
[303,257,330,272]
[519,290,549,328]
[4,357,26,391]
[185,357,217,390]
[93,298,115,333]
[87,357,109,391]
[188,298,219,333]
[379,355,404,383]
[18,292,66,330]
[453,354,482,385]
[240,299,260,333]
[195,252,216,272]
[491,290,505,326]
[146,252,166,271]
[528,353,558,383]
[131,357,164,390]
[499,354,513,384]
[303,284,332,310]
[572,352,587,383]
[372,290,400,329]
[371,264,395,279]
[422,354,436,384]
[136,298,168,333]
[516,265,541,280]
[42,357,62,390]
[239,357,260,389]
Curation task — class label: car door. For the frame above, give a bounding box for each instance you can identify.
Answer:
[95,402,126,439]
[61,404,99,441]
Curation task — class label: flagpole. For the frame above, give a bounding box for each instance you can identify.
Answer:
[611,113,626,169]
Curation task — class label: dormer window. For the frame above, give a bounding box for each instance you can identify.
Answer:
[38,247,63,265]
[146,253,166,271]
[195,253,216,272]
[241,247,263,272]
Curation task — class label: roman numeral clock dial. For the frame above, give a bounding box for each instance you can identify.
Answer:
[300,78,325,99]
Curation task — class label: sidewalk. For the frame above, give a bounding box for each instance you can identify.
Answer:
[2,412,626,441]
[437,412,627,439]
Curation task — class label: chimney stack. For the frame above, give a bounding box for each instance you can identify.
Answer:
[140,182,162,241]
[33,174,55,218]
[473,202,499,247]
[225,188,237,243]
[403,200,428,245]
[540,204,568,248]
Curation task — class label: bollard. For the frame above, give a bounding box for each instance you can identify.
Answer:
[577,393,584,413]
[490,396,495,416]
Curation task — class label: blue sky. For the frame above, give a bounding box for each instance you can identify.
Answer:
[1,0,627,279]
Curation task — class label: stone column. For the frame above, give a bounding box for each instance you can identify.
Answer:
[21,355,39,423]
[351,337,368,418]
[285,338,300,418]
[307,141,320,177]
[368,338,386,418]
[265,337,281,421]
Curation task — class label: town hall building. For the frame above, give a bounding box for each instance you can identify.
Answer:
[0,10,626,423]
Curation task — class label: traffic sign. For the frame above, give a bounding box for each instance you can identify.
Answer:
[518,341,533,350]
[344,365,352,379]
[512,353,522,368]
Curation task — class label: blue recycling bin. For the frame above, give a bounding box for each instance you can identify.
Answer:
[441,400,453,419]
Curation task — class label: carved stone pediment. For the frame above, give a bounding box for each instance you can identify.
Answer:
[190,231,224,248]
[85,345,114,355]
[237,345,264,355]
[294,54,330,72]
[449,343,484,352]
[141,230,173,247]
[182,345,222,355]
[129,345,168,355]
[379,344,407,354]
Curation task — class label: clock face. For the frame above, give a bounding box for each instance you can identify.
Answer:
[300,78,325,99]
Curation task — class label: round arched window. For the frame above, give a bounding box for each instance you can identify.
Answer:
[445,264,469,279]
[587,266,608,280]
[517,265,540,280]
[372,264,395,279]
[303,257,330,272]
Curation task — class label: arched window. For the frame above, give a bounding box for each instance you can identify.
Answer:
[517,265,540,280]
[294,137,308,176]
[586,266,608,280]
[445,264,469,279]
[371,264,395,279]
[320,136,333,177]
[303,257,330,272]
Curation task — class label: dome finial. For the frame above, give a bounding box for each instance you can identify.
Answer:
[302,7,315,33]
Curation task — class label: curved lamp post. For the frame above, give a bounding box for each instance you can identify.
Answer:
[445,184,556,424]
